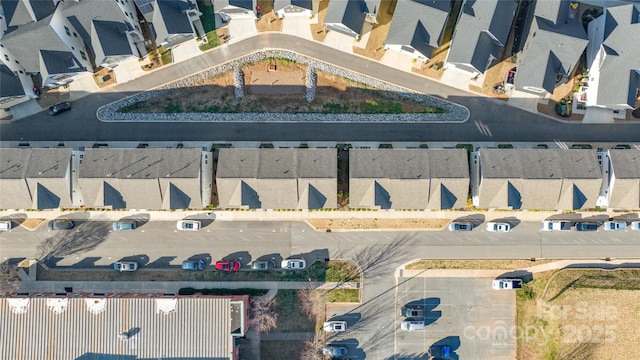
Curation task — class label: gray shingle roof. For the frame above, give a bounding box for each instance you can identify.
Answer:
[58,0,135,65]
[0,148,72,209]
[589,3,640,108]
[0,64,25,97]
[0,15,86,74]
[609,149,640,179]
[385,0,450,58]
[78,149,203,209]
[274,0,312,11]
[349,149,469,209]
[216,148,337,209]
[446,0,517,74]
[0,297,239,360]
[325,0,381,36]
[153,0,194,44]
[214,0,255,12]
[607,149,640,208]
[2,0,57,28]
[515,0,588,93]
[478,149,602,210]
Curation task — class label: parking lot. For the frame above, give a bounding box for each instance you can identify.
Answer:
[394,277,516,359]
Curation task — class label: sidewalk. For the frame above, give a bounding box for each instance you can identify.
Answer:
[15,279,359,294]
[400,259,640,278]
[0,208,630,227]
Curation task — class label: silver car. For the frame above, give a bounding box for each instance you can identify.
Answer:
[448,222,473,231]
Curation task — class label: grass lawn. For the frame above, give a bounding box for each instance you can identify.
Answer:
[326,288,359,303]
[36,261,359,283]
[261,341,306,360]
[405,259,553,270]
[199,31,221,51]
[273,290,315,332]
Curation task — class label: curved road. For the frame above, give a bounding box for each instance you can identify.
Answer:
[1,33,639,143]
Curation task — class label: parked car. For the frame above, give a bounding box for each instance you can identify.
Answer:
[492,279,523,290]
[486,222,510,232]
[541,220,572,231]
[112,220,136,231]
[113,261,138,272]
[0,220,11,231]
[428,345,451,358]
[215,260,240,272]
[401,320,425,331]
[323,321,347,332]
[251,260,276,270]
[401,305,425,318]
[322,345,348,357]
[574,222,599,231]
[448,222,473,231]
[603,221,626,231]
[281,259,306,270]
[48,101,71,116]
[176,220,201,231]
[48,219,74,230]
[630,221,640,231]
[181,260,206,271]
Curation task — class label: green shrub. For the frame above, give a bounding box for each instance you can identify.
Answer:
[179,287,196,295]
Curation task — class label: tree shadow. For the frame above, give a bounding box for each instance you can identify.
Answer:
[57,211,91,221]
[223,251,252,266]
[38,221,112,262]
[547,276,582,303]
[579,214,610,223]
[186,253,213,265]
[609,212,639,222]
[497,270,533,282]
[327,313,361,328]
[350,233,416,282]
[70,257,101,268]
[545,213,582,221]
[559,341,601,360]
[117,255,149,267]
[384,353,427,360]
[452,214,486,228]
[146,256,177,268]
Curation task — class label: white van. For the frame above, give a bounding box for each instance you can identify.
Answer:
[0,220,11,231]
[401,320,425,331]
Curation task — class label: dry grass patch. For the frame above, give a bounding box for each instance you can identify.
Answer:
[517,269,640,360]
[306,218,449,231]
[20,218,45,230]
[406,259,552,270]
[468,59,514,100]
[255,0,282,33]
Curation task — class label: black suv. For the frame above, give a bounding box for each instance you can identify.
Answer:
[574,222,599,231]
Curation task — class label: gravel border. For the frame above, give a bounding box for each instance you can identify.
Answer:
[97,50,470,123]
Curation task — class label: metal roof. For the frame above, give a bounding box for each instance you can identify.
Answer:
[0,297,235,360]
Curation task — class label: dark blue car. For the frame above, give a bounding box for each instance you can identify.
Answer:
[574,222,599,231]
[182,260,206,271]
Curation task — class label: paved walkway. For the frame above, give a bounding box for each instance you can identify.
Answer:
[15,278,359,294]
[400,259,640,278]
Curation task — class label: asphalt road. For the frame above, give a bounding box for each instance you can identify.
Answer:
[1,34,639,143]
[2,220,639,268]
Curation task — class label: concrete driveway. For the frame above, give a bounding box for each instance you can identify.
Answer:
[281,16,314,40]
[227,19,258,43]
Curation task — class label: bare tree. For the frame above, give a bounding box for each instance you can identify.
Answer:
[299,337,324,360]
[298,287,328,319]
[0,262,20,296]
[250,296,278,333]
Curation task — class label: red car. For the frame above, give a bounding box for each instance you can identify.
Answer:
[215,260,241,272]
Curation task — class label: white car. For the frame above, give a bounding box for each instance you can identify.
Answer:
[114,261,138,272]
[630,221,640,231]
[448,222,473,231]
[177,220,201,231]
[323,321,347,332]
[603,221,626,231]
[0,220,11,231]
[281,259,306,270]
[486,222,510,232]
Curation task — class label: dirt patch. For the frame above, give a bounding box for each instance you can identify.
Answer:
[310,0,328,42]
[120,59,443,114]
[255,0,282,33]
[468,59,515,100]
[518,269,640,360]
[306,218,449,231]
[20,218,45,230]
[352,0,396,60]
[406,259,553,270]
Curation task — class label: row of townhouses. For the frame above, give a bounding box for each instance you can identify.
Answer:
[1,147,638,211]
[1,0,637,113]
